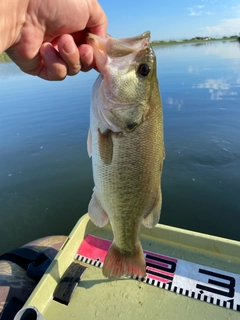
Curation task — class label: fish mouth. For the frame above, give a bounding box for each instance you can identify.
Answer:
[87,31,151,74]
[105,31,150,57]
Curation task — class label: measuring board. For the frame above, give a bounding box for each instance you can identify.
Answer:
[75,234,240,313]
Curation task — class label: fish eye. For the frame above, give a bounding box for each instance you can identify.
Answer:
[137,64,150,77]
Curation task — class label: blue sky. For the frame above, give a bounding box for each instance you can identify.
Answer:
[98,0,240,41]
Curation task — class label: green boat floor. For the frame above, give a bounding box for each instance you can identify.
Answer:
[23,214,240,320]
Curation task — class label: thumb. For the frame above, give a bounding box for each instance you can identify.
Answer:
[86,1,108,37]
[6,44,42,74]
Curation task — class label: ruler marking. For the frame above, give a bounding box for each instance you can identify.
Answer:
[75,235,240,313]
[147,269,173,280]
[165,283,170,291]
[78,253,240,313]
[153,280,158,287]
[168,282,172,291]
[146,262,174,275]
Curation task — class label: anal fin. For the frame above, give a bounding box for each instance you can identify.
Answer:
[142,187,162,228]
[88,190,108,227]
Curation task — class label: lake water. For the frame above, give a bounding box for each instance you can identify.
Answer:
[0,40,240,254]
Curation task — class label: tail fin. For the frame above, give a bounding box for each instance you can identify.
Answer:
[102,242,146,279]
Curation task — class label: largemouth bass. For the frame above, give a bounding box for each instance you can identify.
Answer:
[87,31,165,279]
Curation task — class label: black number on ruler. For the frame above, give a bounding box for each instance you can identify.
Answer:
[196,269,235,298]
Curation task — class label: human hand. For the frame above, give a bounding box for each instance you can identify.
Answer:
[5,0,107,80]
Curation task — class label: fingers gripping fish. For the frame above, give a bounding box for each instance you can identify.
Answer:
[87,31,165,279]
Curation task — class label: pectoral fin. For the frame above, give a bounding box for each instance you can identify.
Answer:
[98,129,113,165]
[142,187,162,228]
[88,190,109,227]
[87,129,92,157]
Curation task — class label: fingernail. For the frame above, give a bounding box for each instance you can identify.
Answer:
[82,48,91,58]
[63,40,76,54]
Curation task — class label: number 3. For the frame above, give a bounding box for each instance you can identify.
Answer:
[196,269,235,298]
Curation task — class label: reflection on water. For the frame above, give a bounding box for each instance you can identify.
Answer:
[193,78,239,101]
[155,40,240,241]
[0,41,240,253]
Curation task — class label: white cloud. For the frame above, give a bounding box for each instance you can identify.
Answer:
[200,18,240,37]
[230,5,240,14]
[188,5,214,17]
[189,11,203,16]
[188,7,203,16]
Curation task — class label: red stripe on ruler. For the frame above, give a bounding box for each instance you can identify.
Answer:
[77,235,177,278]
[77,235,111,263]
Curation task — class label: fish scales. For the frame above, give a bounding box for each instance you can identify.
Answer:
[87,31,165,278]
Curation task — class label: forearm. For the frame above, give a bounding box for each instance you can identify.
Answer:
[0,0,28,53]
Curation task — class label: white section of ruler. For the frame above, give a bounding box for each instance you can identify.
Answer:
[171,259,240,311]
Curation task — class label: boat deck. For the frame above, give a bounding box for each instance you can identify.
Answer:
[17,214,240,320]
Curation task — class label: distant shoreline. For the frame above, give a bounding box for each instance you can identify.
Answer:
[0,52,11,62]
[0,36,239,62]
[151,36,239,46]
